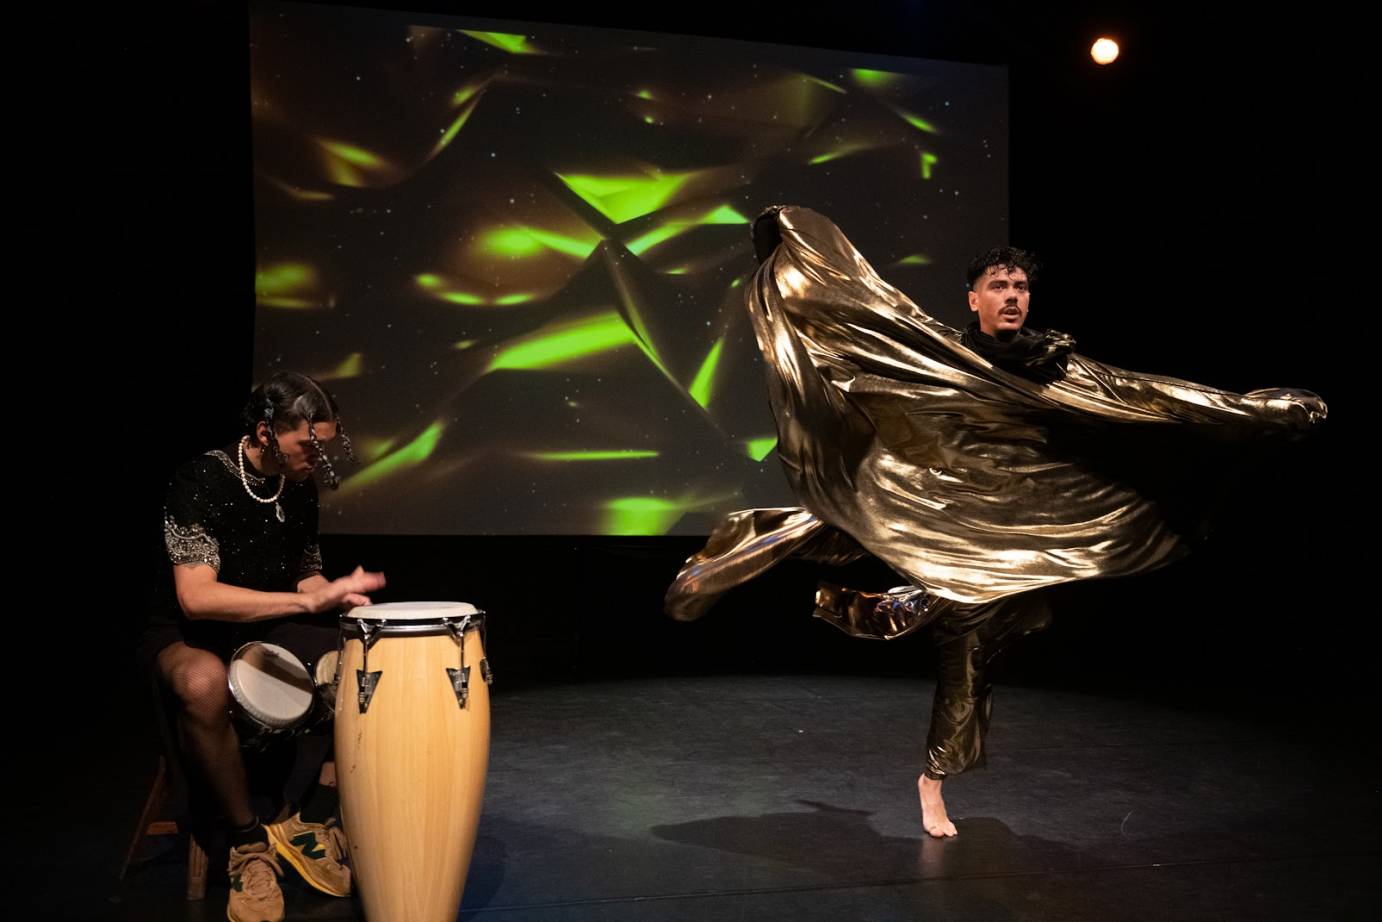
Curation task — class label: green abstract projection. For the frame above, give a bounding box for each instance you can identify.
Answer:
[762,74,842,130]
[266,177,333,202]
[555,170,694,223]
[442,292,487,305]
[316,139,395,187]
[746,437,778,461]
[626,223,685,256]
[523,227,602,259]
[452,80,485,107]
[809,143,873,165]
[431,101,479,157]
[359,438,397,463]
[319,141,386,168]
[890,105,939,134]
[850,68,901,89]
[602,497,691,535]
[344,422,445,492]
[605,261,675,381]
[435,290,534,307]
[689,337,725,408]
[460,30,537,54]
[700,205,749,224]
[256,262,318,308]
[475,225,601,261]
[626,206,749,256]
[522,450,660,461]
[257,263,314,293]
[805,75,847,94]
[419,269,553,307]
[324,353,363,379]
[482,228,545,257]
[251,6,1007,533]
[487,312,636,372]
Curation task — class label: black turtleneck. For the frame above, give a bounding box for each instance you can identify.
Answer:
[960,321,1076,384]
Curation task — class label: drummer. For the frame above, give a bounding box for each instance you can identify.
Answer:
[139,371,385,922]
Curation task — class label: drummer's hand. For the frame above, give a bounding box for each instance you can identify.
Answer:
[312,566,386,614]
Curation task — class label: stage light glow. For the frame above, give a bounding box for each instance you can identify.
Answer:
[1091,38,1120,65]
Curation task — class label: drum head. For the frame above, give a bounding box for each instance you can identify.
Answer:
[343,601,480,620]
[228,642,314,729]
[314,650,339,688]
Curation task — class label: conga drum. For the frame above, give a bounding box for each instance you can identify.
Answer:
[313,649,339,716]
[334,602,492,921]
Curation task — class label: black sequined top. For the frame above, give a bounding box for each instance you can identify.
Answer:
[151,443,324,628]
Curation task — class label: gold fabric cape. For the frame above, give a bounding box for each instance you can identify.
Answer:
[666,206,1326,636]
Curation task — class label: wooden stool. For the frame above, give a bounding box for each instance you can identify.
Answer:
[119,754,209,900]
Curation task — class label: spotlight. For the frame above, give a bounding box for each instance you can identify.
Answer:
[1091,37,1120,65]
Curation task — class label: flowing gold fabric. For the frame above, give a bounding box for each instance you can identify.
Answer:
[667,205,1326,637]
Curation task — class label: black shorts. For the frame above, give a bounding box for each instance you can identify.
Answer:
[138,615,339,678]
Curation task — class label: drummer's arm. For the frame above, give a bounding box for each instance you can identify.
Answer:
[297,573,329,596]
[174,564,384,622]
[296,572,368,615]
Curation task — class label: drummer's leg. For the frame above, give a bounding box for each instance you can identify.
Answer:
[260,617,353,898]
[154,641,255,828]
[263,617,339,822]
[152,638,289,920]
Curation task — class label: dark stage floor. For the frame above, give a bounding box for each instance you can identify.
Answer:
[57,674,1382,920]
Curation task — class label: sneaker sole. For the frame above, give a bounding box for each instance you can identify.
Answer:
[226,902,284,922]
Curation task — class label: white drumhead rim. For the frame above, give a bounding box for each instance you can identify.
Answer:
[342,601,480,620]
[228,642,314,729]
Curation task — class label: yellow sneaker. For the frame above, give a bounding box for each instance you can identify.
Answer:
[227,840,284,922]
[265,812,351,897]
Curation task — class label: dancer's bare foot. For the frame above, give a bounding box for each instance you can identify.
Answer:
[918,774,958,838]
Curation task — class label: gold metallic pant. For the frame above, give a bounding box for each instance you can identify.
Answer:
[923,593,1052,779]
[813,582,1053,779]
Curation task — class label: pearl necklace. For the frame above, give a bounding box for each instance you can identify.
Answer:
[238,436,286,522]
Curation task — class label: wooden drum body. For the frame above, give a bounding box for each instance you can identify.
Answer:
[334,602,492,921]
